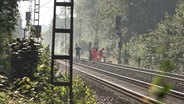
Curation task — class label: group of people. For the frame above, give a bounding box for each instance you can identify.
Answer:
[91,47,105,62]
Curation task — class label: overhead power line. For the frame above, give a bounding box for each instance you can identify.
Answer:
[34,0,52,11]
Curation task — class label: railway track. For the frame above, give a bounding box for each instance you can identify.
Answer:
[74,65,161,104]
[77,59,184,93]
[56,60,184,104]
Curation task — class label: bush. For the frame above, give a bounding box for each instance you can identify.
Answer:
[0,45,97,103]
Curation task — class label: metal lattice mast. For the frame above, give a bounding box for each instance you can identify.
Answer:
[32,0,41,39]
[51,0,74,103]
[34,0,40,25]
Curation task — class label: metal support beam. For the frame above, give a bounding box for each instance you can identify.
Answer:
[34,0,40,25]
[51,0,74,103]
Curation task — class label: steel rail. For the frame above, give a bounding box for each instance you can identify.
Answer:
[74,61,184,102]
[73,64,163,104]
[57,60,184,103]
[101,61,184,79]
[77,59,184,93]
[78,58,184,79]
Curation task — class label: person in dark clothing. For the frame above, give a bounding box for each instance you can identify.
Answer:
[75,46,81,60]
[138,57,141,67]
[89,47,92,61]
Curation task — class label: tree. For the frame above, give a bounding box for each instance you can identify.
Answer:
[0,0,21,35]
[129,1,184,72]
[0,0,29,65]
[74,0,98,45]
[74,0,179,63]
[0,0,18,66]
[127,0,178,34]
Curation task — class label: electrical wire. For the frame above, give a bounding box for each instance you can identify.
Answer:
[34,0,53,11]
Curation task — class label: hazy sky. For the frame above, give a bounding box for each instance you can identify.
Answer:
[18,0,54,27]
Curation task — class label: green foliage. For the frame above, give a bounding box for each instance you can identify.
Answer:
[74,0,179,62]
[0,34,10,65]
[73,76,97,104]
[127,0,178,34]
[128,1,184,72]
[0,45,97,103]
[96,0,128,52]
[149,59,173,103]
[0,0,20,35]
[10,38,41,79]
[0,0,28,70]
[0,75,7,88]
[128,35,145,66]
[74,0,98,44]
[160,59,175,72]
[74,0,129,55]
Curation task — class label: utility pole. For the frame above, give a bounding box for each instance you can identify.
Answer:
[32,0,41,39]
[33,0,40,25]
